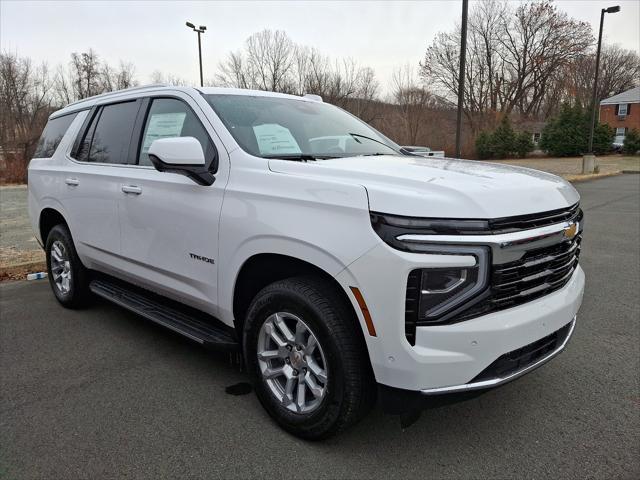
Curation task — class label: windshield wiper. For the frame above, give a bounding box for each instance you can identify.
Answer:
[348,133,398,153]
[263,154,321,162]
[263,154,341,161]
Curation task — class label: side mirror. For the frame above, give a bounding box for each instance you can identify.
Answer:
[148,137,214,185]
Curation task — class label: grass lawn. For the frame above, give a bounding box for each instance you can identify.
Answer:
[489,155,640,175]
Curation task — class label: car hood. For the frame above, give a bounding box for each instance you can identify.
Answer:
[268,155,579,218]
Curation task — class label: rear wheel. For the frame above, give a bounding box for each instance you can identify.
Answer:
[45,224,91,308]
[243,276,375,439]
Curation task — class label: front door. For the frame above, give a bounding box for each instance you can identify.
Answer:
[117,95,226,315]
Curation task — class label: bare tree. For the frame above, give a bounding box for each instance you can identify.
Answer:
[391,65,434,145]
[149,70,190,86]
[108,61,137,90]
[217,30,296,92]
[420,0,593,127]
[69,49,102,99]
[348,66,379,122]
[215,51,251,89]
[560,45,640,109]
[53,64,74,106]
[0,52,54,159]
[215,29,380,114]
[52,51,138,104]
[2,49,140,183]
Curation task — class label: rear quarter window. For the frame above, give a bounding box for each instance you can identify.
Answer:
[33,113,78,158]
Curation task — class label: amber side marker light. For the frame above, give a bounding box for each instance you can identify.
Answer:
[349,287,377,337]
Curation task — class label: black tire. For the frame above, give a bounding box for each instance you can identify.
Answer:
[243,275,375,440]
[45,224,91,308]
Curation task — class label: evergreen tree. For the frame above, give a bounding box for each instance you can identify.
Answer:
[475,131,493,159]
[540,104,613,156]
[491,116,517,159]
[623,129,640,155]
[474,116,533,159]
[515,131,534,158]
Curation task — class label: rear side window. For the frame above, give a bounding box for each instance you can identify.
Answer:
[138,98,216,168]
[76,101,139,164]
[33,113,78,158]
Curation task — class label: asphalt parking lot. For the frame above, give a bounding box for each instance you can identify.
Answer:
[1,175,639,479]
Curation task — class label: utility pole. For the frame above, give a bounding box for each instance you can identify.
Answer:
[186,22,207,87]
[455,0,469,159]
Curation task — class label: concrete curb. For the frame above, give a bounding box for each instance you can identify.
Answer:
[564,172,622,183]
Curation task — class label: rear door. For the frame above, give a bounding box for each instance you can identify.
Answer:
[117,92,227,315]
[61,99,142,269]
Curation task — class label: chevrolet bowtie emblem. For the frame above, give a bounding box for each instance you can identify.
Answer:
[563,223,578,239]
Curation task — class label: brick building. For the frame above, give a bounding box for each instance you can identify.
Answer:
[599,86,640,148]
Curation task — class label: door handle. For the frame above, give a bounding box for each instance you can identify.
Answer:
[121,185,142,195]
[65,178,79,186]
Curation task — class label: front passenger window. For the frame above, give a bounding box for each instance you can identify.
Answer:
[138,98,215,168]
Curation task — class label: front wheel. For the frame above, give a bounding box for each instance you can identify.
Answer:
[243,276,375,440]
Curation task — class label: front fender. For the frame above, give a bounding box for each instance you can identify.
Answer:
[218,235,365,325]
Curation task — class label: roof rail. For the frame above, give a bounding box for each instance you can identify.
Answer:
[66,83,171,107]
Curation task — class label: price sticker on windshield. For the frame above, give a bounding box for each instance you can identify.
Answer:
[253,123,301,155]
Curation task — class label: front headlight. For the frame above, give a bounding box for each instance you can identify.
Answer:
[410,245,490,323]
[371,211,490,250]
[370,212,491,325]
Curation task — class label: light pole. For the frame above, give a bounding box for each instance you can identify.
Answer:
[186,21,206,87]
[455,0,469,159]
[584,5,619,172]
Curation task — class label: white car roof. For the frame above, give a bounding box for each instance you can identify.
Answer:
[52,85,317,118]
[198,87,312,101]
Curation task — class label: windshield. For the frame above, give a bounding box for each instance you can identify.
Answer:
[205,94,400,159]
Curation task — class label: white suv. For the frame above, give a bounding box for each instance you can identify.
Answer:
[28,85,585,439]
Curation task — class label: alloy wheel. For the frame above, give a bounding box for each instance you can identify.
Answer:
[50,240,72,295]
[257,312,328,414]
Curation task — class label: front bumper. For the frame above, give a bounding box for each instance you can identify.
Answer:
[420,317,576,395]
[336,242,585,392]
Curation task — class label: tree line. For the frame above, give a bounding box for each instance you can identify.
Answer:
[421,0,639,131]
[0,50,136,163]
[2,0,639,183]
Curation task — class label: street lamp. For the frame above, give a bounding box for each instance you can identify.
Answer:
[186,21,206,87]
[455,0,469,159]
[585,5,620,171]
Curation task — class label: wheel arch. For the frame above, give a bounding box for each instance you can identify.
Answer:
[231,253,371,361]
[39,207,69,245]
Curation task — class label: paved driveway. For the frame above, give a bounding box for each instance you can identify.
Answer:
[1,175,638,479]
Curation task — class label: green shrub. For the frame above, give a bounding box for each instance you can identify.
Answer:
[540,104,613,156]
[475,131,493,159]
[623,129,640,155]
[593,123,614,155]
[515,131,534,158]
[474,116,533,159]
[491,116,517,159]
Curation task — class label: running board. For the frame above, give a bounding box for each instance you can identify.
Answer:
[89,278,239,351]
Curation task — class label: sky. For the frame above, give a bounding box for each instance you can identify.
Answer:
[1,0,639,95]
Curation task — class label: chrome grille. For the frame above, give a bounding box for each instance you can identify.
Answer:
[456,233,582,321]
[403,205,583,338]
